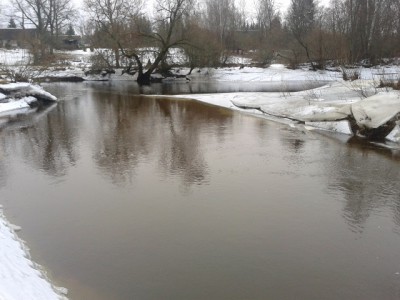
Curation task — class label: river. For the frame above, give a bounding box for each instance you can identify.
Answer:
[1,82,400,299]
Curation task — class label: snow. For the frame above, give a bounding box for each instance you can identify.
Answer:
[351,92,400,129]
[0,49,31,66]
[189,65,340,82]
[0,97,32,116]
[169,78,400,141]
[0,210,66,300]
[0,83,58,115]
[387,125,400,142]
[0,83,58,101]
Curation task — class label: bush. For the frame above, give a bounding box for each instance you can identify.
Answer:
[379,79,400,90]
[341,67,360,81]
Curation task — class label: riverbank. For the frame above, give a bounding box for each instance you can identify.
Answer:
[0,208,67,300]
[0,83,57,115]
[169,79,400,143]
[0,85,64,299]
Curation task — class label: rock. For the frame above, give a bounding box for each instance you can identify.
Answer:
[350,92,400,139]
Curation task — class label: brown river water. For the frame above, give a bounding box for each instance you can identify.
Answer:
[1,82,400,300]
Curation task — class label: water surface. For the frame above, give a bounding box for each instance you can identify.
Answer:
[1,82,400,300]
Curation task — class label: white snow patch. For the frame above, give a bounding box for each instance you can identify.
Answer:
[0,98,31,114]
[0,49,31,66]
[386,124,400,143]
[0,83,58,115]
[0,211,67,300]
[305,121,353,135]
[0,83,58,102]
[351,92,400,129]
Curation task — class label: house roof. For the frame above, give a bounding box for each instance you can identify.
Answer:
[0,29,37,40]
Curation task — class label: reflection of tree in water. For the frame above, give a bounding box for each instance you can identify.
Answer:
[157,99,232,186]
[0,103,79,178]
[0,146,8,188]
[324,139,400,233]
[276,128,307,173]
[92,95,159,185]
[394,200,400,235]
[91,94,233,187]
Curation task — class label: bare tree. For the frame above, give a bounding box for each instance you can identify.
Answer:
[287,0,317,69]
[87,0,194,84]
[12,0,76,62]
[183,19,223,73]
[46,0,76,53]
[13,0,49,63]
[324,0,400,64]
[203,0,237,50]
[85,0,143,68]
[256,0,278,35]
[130,0,195,83]
[87,0,195,84]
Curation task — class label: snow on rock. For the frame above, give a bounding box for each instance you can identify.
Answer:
[0,83,58,102]
[0,99,31,114]
[386,124,400,143]
[0,211,67,300]
[0,83,57,115]
[348,92,400,139]
[350,92,400,129]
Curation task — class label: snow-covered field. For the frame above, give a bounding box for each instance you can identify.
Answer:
[0,49,31,66]
[0,48,400,299]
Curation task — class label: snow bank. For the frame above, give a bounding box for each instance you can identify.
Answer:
[0,209,66,300]
[0,83,57,102]
[188,65,340,83]
[169,80,400,142]
[0,97,34,116]
[351,92,400,129]
[0,83,57,115]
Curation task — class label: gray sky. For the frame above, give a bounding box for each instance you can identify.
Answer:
[1,0,332,27]
[70,0,332,14]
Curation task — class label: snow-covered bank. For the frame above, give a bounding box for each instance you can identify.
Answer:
[0,83,57,116]
[0,86,64,299]
[0,208,67,300]
[169,80,400,143]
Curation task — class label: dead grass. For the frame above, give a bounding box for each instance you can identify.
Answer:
[379,79,400,90]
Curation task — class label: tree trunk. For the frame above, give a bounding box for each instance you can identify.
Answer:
[137,71,151,85]
[114,48,120,68]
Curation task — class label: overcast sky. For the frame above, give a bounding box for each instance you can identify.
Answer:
[69,0,332,16]
[1,0,332,27]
